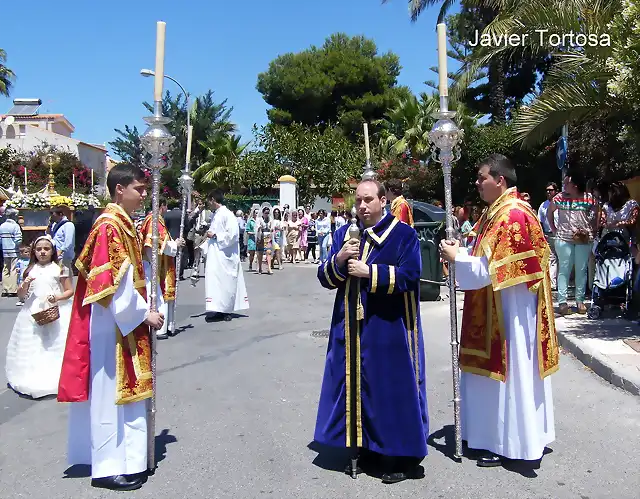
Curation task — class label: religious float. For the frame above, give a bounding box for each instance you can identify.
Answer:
[1,153,101,244]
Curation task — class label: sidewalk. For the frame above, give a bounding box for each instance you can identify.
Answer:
[555,309,640,396]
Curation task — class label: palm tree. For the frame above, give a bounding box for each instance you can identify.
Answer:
[459,0,620,146]
[388,0,509,122]
[0,49,16,97]
[194,133,248,188]
[376,92,479,160]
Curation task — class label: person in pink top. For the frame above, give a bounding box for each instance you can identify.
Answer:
[298,207,309,262]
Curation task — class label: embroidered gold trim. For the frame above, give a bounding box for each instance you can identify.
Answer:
[87,262,112,279]
[371,264,378,292]
[411,291,419,389]
[355,278,363,447]
[388,266,396,294]
[367,217,399,245]
[127,331,142,378]
[116,389,153,405]
[491,249,537,269]
[344,277,353,447]
[331,255,345,282]
[324,259,335,288]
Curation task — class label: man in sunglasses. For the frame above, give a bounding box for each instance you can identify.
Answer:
[538,182,559,289]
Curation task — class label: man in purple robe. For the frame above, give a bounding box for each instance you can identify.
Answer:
[314,179,429,484]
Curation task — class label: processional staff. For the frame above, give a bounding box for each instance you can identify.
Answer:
[346,122,376,479]
[428,23,464,461]
[170,126,194,332]
[140,20,176,473]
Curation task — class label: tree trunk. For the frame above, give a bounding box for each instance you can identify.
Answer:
[488,58,506,124]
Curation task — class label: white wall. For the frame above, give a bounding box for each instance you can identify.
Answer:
[0,123,106,191]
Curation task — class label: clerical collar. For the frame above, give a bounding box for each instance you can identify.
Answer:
[360,212,388,231]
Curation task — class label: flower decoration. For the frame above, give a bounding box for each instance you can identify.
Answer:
[6,191,26,209]
[25,192,50,210]
[49,195,73,207]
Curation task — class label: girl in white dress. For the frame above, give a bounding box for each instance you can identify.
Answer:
[5,235,74,398]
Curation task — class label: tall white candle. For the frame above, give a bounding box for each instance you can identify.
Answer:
[91,169,94,188]
[24,167,27,186]
[186,125,193,164]
[437,23,448,97]
[154,21,166,102]
[363,122,370,161]
[72,174,75,192]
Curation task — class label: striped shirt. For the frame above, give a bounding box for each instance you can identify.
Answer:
[552,192,596,242]
[0,219,22,257]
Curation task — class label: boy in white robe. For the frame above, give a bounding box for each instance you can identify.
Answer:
[58,164,164,491]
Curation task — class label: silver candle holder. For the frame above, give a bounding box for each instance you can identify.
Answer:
[428,97,464,461]
[140,101,175,472]
[171,170,194,322]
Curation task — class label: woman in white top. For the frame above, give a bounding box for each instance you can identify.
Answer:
[601,182,639,242]
[270,206,284,270]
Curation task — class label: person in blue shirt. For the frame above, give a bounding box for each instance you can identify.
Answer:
[48,206,76,279]
[15,243,30,306]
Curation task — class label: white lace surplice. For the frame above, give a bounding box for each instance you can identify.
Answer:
[5,262,72,398]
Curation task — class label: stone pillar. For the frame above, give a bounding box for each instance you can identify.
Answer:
[278,175,297,210]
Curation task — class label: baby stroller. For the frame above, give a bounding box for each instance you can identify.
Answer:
[587,230,634,319]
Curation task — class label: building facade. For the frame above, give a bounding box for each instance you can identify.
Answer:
[0,99,107,193]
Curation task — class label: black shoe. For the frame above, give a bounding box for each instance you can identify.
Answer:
[381,465,424,484]
[91,475,143,491]
[477,452,503,467]
[156,333,169,340]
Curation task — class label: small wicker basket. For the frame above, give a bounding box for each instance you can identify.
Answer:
[32,304,60,326]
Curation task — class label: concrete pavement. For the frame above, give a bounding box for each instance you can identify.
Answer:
[1,262,639,498]
[556,313,640,396]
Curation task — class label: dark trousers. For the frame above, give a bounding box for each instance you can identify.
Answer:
[239,231,247,259]
[177,247,188,278]
[186,240,195,267]
[306,243,317,260]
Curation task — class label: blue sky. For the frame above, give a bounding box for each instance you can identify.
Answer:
[1,0,456,157]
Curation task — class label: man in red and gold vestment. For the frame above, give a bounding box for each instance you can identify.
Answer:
[440,154,559,468]
[139,197,184,339]
[58,163,164,491]
[385,179,414,227]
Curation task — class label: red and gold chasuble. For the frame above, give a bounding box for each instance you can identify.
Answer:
[139,213,177,302]
[58,203,153,405]
[391,195,414,227]
[460,188,559,382]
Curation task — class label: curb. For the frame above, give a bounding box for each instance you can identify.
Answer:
[556,329,640,396]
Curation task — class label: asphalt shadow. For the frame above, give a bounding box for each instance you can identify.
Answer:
[62,428,177,479]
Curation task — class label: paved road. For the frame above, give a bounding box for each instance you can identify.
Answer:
[1,262,638,499]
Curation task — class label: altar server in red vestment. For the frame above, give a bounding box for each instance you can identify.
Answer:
[385,178,414,227]
[440,154,558,468]
[139,197,184,339]
[58,163,164,491]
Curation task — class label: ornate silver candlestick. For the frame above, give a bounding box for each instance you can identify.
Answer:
[171,170,194,328]
[140,100,175,472]
[429,97,464,461]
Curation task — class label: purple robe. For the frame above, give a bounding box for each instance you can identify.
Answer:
[314,213,429,457]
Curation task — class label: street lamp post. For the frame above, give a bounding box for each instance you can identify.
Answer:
[140,69,193,211]
[141,68,194,336]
